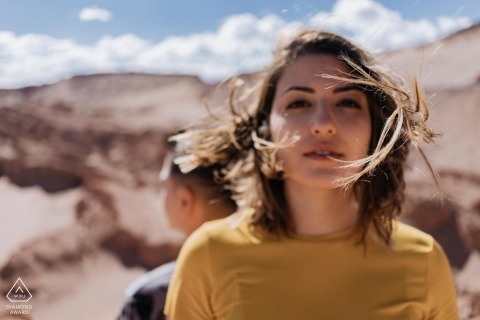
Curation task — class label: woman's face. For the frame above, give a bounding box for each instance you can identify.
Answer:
[269,53,372,189]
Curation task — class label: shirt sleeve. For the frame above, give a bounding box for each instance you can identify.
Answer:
[427,241,460,320]
[164,227,214,319]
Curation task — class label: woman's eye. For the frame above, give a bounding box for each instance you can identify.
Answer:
[337,99,361,109]
[286,100,310,109]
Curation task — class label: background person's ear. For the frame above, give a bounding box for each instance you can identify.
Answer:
[177,185,195,216]
[175,185,202,235]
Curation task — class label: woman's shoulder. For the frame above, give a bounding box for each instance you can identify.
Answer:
[183,210,257,249]
[389,221,437,253]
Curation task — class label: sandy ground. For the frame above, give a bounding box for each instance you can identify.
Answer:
[0,251,145,320]
[0,178,79,265]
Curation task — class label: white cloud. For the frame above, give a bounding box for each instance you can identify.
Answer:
[78,6,112,22]
[308,0,472,50]
[0,0,473,88]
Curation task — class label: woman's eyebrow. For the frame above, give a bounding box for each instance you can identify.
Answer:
[281,84,364,96]
[332,84,364,93]
[281,86,315,96]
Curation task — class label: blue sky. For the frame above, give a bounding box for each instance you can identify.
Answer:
[0,0,478,88]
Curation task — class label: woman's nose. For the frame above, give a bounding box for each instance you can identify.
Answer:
[310,107,337,137]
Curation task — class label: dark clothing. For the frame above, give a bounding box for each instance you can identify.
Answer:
[117,261,176,320]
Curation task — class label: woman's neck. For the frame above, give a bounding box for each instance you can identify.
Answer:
[284,180,360,236]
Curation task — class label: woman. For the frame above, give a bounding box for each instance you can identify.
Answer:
[164,29,459,319]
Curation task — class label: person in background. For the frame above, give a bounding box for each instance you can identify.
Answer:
[117,137,237,320]
[164,29,459,319]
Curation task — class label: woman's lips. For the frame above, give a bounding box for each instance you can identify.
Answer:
[303,150,343,160]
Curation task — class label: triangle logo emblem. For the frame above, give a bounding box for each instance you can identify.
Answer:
[6,278,33,302]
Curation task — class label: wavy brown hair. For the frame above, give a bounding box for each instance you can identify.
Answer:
[172,29,439,244]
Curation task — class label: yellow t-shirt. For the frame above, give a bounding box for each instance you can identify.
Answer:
[165,215,459,320]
